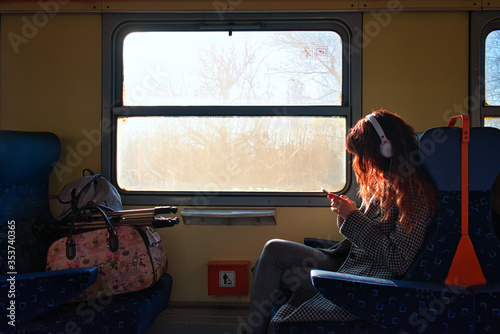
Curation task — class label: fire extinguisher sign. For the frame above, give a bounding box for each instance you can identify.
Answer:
[219,271,236,287]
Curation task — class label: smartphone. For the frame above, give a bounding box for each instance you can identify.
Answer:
[321,188,340,199]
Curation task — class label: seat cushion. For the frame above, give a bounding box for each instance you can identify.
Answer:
[470,283,500,334]
[1,267,98,323]
[404,191,462,283]
[12,273,173,334]
[0,180,55,274]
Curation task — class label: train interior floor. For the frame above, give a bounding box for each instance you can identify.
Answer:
[146,302,275,334]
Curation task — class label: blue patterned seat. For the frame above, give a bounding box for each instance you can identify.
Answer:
[274,126,478,333]
[0,130,173,334]
[466,127,500,334]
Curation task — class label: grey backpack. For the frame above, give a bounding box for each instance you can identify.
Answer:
[58,169,123,220]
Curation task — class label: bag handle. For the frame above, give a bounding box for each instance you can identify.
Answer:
[83,168,96,176]
[65,203,119,260]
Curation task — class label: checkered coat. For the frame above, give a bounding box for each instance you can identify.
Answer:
[272,192,433,323]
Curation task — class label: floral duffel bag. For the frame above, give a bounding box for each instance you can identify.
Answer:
[46,209,167,300]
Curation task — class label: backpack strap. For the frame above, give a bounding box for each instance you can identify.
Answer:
[83,168,96,176]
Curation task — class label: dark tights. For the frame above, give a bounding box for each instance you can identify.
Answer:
[245,239,343,334]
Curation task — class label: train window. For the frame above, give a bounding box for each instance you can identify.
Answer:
[485,30,500,106]
[122,31,342,106]
[116,116,346,193]
[102,13,362,206]
[471,12,500,127]
[485,117,500,130]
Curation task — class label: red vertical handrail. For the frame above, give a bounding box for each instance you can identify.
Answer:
[447,115,470,236]
[445,115,486,286]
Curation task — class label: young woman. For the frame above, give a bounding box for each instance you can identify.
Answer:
[245,110,439,333]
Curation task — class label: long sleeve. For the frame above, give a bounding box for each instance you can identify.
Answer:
[338,192,432,277]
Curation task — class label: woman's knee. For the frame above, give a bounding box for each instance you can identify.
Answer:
[256,239,294,268]
[263,238,287,250]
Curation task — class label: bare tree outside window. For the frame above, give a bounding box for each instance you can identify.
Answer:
[117,116,346,192]
[123,31,342,106]
[118,31,346,193]
[485,30,500,105]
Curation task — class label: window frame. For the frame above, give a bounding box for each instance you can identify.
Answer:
[470,11,500,127]
[102,12,362,207]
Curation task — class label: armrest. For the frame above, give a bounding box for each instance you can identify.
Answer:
[311,270,474,333]
[1,267,98,323]
[304,238,339,249]
[469,282,500,294]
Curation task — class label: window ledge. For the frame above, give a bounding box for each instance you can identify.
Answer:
[181,209,276,225]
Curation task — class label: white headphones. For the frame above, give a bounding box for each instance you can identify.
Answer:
[365,114,393,158]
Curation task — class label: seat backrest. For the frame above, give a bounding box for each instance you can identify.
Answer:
[468,126,500,283]
[0,130,61,273]
[404,127,463,283]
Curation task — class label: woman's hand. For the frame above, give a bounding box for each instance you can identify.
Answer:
[330,194,357,219]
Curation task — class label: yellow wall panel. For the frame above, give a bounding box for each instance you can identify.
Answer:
[362,11,469,132]
[2,0,495,12]
[359,0,479,10]
[160,207,341,302]
[0,13,103,209]
[100,0,357,12]
[0,0,100,12]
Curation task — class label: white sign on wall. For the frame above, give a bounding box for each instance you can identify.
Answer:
[219,271,236,287]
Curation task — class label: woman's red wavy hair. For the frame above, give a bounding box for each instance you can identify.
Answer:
[346,110,438,233]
